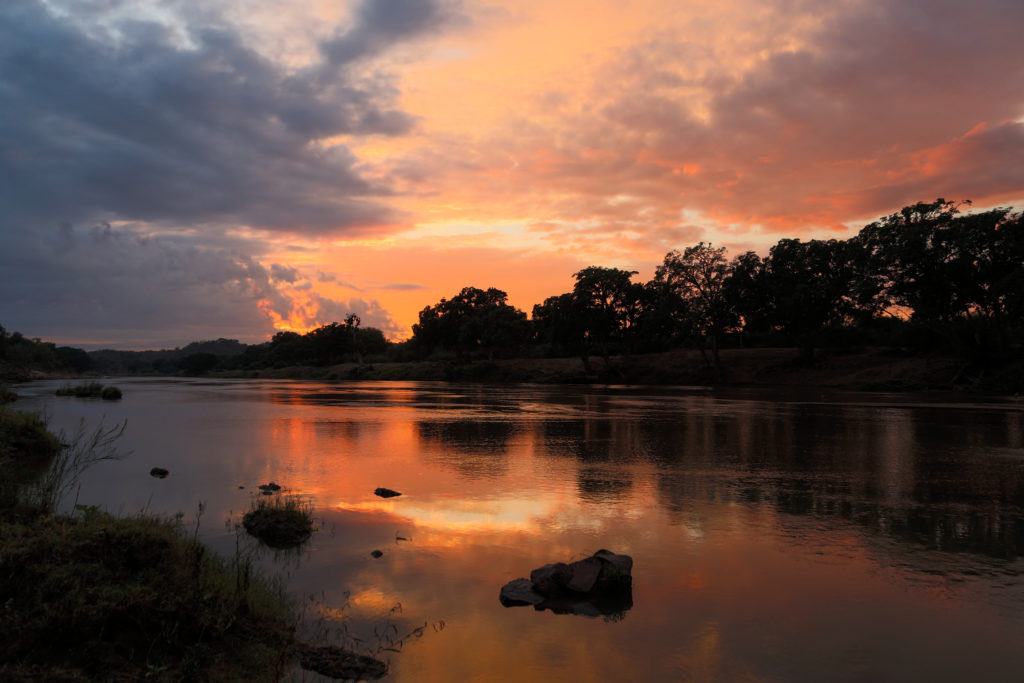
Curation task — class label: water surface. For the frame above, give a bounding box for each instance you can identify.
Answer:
[16,379,1024,682]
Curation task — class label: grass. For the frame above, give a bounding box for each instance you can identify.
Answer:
[0,407,63,505]
[0,507,298,681]
[55,381,122,400]
[0,384,17,405]
[0,408,390,680]
[242,496,315,549]
[0,408,298,680]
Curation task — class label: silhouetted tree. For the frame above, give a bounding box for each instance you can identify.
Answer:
[654,243,737,371]
[858,199,1024,359]
[412,287,528,361]
[533,292,594,371]
[572,266,642,363]
[762,238,860,359]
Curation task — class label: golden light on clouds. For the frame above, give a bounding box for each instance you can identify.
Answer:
[4,0,1022,346]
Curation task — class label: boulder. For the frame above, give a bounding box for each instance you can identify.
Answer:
[592,548,633,591]
[499,578,544,606]
[566,556,603,593]
[529,562,572,597]
[501,550,633,617]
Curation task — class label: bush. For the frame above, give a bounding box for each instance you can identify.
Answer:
[55,382,123,400]
[55,381,105,398]
[0,408,64,505]
[242,496,314,549]
[100,386,122,400]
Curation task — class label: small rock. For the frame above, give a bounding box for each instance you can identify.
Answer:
[297,643,387,680]
[370,549,384,558]
[374,487,402,498]
[499,578,544,607]
[149,467,169,478]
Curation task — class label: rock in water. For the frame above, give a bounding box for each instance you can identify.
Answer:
[530,562,572,597]
[501,550,634,617]
[565,556,603,593]
[499,578,545,606]
[297,643,387,680]
[149,467,169,478]
[593,548,633,591]
[374,487,402,498]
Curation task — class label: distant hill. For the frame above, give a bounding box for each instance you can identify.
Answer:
[88,338,246,375]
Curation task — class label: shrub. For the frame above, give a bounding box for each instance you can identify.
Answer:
[0,408,64,505]
[55,381,104,398]
[55,382,123,400]
[242,496,314,549]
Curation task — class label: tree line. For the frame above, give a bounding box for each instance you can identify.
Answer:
[411,199,1023,371]
[2,199,1020,379]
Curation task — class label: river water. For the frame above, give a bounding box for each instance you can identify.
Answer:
[14,378,1024,682]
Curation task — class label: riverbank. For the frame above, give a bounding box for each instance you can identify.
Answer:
[216,347,1023,395]
[0,404,385,681]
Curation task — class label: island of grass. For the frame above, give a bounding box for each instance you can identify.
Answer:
[55,381,123,400]
[242,495,314,549]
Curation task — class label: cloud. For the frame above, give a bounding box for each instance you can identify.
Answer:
[270,264,299,283]
[373,283,428,291]
[0,0,463,347]
[319,0,464,69]
[0,220,400,347]
[391,0,1024,245]
[0,0,460,236]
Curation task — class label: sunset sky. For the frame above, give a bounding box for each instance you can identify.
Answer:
[2,0,1022,349]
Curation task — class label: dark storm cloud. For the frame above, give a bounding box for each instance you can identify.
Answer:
[319,0,463,68]
[0,0,456,346]
[0,0,458,234]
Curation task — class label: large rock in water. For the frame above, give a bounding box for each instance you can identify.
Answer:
[526,550,632,597]
[500,549,633,617]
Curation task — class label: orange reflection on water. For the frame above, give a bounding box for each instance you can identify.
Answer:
[198,382,1024,681]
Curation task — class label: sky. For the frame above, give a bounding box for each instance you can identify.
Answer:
[1,0,1022,349]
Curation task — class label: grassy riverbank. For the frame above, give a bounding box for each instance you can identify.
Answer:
[0,507,297,681]
[0,405,386,681]
[216,347,1024,394]
[0,405,297,680]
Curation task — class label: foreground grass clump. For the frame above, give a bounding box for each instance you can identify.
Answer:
[0,507,297,681]
[243,496,314,549]
[0,384,17,405]
[0,407,62,501]
[55,381,122,400]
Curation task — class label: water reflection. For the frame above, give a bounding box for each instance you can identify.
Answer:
[13,379,1024,682]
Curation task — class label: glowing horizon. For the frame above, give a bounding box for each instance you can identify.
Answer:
[1,0,1022,348]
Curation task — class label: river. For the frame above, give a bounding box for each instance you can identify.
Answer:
[15,378,1024,682]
